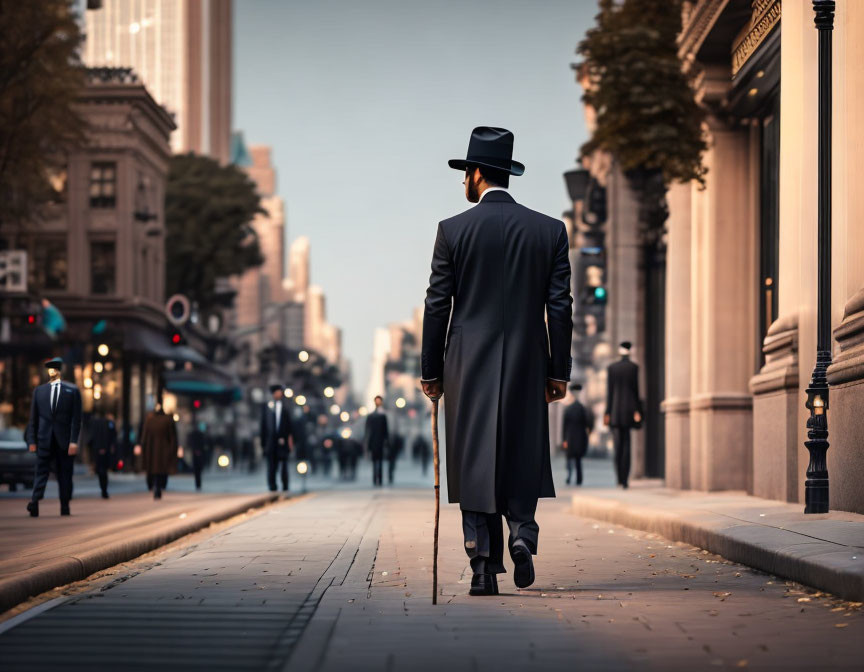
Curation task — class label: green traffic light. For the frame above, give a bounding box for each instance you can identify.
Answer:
[594,287,607,301]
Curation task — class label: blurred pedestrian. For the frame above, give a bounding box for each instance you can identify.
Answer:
[260,384,293,492]
[412,434,431,476]
[89,412,117,499]
[364,395,389,487]
[387,433,403,485]
[421,127,572,596]
[187,422,209,491]
[604,341,642,489]
[562,384,594,486]
[25,357,82,517]
[140,403,178,500]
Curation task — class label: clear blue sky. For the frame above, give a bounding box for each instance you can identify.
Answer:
[234,0,594,393]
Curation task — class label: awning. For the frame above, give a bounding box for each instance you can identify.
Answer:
[162,367,242,400]
[124,326,209,365]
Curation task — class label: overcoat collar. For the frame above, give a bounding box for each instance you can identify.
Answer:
[478,190,515,205]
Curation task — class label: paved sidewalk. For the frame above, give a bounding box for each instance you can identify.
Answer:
[571,485,864,602]
[3,489,861,671]
[0,491,278,613]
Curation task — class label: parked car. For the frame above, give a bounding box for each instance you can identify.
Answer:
[0,427,36,492]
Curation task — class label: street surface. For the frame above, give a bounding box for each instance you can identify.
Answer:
[0,458,861,671]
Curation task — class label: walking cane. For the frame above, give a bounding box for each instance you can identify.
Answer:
[431,397,440,605]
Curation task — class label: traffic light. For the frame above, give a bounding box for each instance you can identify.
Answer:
[168,327,186,346]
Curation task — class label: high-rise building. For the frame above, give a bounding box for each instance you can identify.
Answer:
[83,0,232,163]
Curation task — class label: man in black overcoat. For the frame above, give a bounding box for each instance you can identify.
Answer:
[562,384,594,486]
[25,357,82,517]
[187,423,209,491]
[364,395,388,487]
[421,127,573,596]
[260,384,293,492]
[604,341,641,488]
[89,412,117,499]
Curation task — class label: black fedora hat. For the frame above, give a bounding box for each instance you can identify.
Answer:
[449,126,525,176]
[44,357,64,369]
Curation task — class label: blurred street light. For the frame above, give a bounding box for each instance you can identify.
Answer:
[217,454,230,468]
[295,394,307,406]
[323,386,335,398]
[297,461,308,475]
[358,406,368,416]
[284,387,294,398]
[395,397,407,409]
[329,404,340,415]
[298,350,309,362]
[94,362,104,373]
[97,343,110,357]
[340,411,350,422]
[84,377,93,389]
[341,428,352,439]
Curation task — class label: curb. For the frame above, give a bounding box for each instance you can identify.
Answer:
[571,493,864,602]
[0,493,280,614]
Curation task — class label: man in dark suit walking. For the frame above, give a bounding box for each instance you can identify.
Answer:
[88,412,117,499]
[25,357,82,517]
[186,423,209,491]
[260,384,293,492]
[364,395,388,487]
[562,383,594,486]
[421,127,573,596]
[604,341,642,488]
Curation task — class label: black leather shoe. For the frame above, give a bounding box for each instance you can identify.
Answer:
[27,501,38,517]
[101,491,109,499]
[60,505,70,516]
[469,573,496,596]
[511,540,535,589]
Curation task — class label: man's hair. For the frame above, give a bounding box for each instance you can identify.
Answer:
[477,165,510,189]
[374,395,383,402]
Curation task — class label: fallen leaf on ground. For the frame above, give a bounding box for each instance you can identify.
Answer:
[835,623,848,628]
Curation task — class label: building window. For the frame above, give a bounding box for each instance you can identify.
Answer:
[91,239,116,295]
[90,162,117,208]
[30,237,67,291]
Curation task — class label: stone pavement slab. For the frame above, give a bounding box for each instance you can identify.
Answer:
[570,485,864,602]
[0,491,278,613]
[2,489,863,671]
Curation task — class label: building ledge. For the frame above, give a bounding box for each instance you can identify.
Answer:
[828,286,864,387]
[751,311,799,395]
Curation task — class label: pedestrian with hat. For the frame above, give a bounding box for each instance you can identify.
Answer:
[562,383,594,486]
[421,126,573,596]
[604,341,642,488]
[260,384,293,492]
[24,357,82,517]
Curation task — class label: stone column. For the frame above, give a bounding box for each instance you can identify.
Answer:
[662,181,692,489]
[688,115,757,491]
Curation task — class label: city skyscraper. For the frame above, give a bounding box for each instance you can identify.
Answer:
[83,0,232,162]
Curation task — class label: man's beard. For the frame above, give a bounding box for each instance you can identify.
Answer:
[466,172,480,203]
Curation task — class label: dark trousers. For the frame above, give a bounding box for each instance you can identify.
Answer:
[461,496,539,575]
[193,455,204,490]
[31,437,74,506]
[566,456,583,485]
[387,457,396,484]
[612,427,631,486]
[96,463,109,495]
[267,452,289,491]
[372,458,383,486]
[152,473,168,498]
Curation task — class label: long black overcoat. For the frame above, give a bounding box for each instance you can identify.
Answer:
[605,357,640,428]
[364,411,389,460]
[422,190,573,513]
[260,401,293,458]
[562,400,593,458]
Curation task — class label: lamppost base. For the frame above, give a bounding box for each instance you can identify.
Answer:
[804,477,829,514]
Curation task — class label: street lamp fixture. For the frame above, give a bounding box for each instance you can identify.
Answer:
[395,397,407,409]
[298,350,310,363]
[323,386,335,398]
[358,406,368,416]
[329,404,340,415]
[803,0,835,515]
[94,362,104,373]
[97,343,110,357]
[284,387,294,398]
[295,394,307,406]
[340,411,350,422]
[84,377,93,389]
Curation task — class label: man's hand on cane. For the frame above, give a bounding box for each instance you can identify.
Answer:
[422,379,443,401]
[545,379,567,404]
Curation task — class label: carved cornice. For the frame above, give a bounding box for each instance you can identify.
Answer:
[678,0,728,62]
[732,0,781,77]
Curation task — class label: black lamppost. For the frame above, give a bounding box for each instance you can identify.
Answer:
[804,0,834,514]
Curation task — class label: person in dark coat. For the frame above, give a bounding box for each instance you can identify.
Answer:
[260,384,293,492]
[562,384,594,486]
[25,357,82,517]
[140,404,178,499]
[387,432,403,485]
[421,127,573,596]
[604,341,642,489]
[412,434,431,476]
[88,412,117,499]
[187,423,209,491]
[364,396,389,487]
